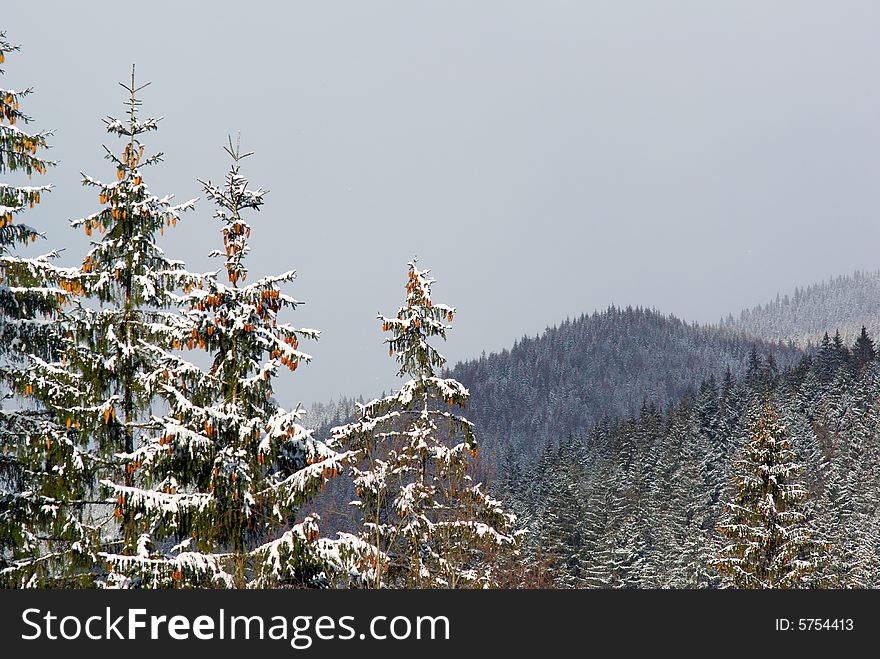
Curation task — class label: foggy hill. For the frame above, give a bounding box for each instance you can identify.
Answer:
[448,305,801,462]
[724,270,880,347]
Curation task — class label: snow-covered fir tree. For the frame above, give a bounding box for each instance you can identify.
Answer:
[533,437,589,588]
[815,362,880,587]
[0,32,61,366]
[715,404,828,588]
[850,326,876,374]
[3,68,201,587]
[332,261,520,588]
[0,33,92,587]
[655,405,717,588]
[101,137,351,588]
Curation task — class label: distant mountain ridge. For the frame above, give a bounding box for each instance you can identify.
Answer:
[449,305,800,461]
[724,270,880,347]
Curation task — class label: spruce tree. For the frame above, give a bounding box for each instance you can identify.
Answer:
[716,405,827,588]
[656,405,716,588]
[745,346,762,389]
[819,363,880,587]
[850,326,876,374]
[537,438,588,588]
[0,31,62,371]
[100,138,349,588]
[332,261,519,588]
[5,68,199,587]
[0,33,92,587]
[577,472,615,588]
[832,330,849,371]
[0,32,58,350]
[817,332,835,380]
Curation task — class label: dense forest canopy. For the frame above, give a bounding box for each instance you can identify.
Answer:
[507,331,878,588]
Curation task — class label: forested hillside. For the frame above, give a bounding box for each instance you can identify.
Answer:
[726,270,880,347]
[508,331,880,588]
[449,306,801,462]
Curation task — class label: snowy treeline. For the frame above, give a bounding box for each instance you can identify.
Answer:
[306,397,361,438]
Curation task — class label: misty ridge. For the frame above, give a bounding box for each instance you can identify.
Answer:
[726,270,880,347]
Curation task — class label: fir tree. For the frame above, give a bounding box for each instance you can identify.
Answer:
[832,330,849,370]
[4,68,198,587]
[762,353,779,390]
[656,404,717,588]
[536,438,588,588]
[850,326,876,374]
[0,31,59,352]
[332,261,519,588]
[745,346,762,389]
[817,332,835,380]
[0,34,92,587]
[716,405,827,588]
[818,362,880,587]
[577,471,615,588]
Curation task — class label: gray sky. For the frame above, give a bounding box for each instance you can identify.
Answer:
[5,1,880,407]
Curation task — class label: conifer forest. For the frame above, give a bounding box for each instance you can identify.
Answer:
[2,11,880,591]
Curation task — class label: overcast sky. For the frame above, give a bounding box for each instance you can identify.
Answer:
[5,1,880,407]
